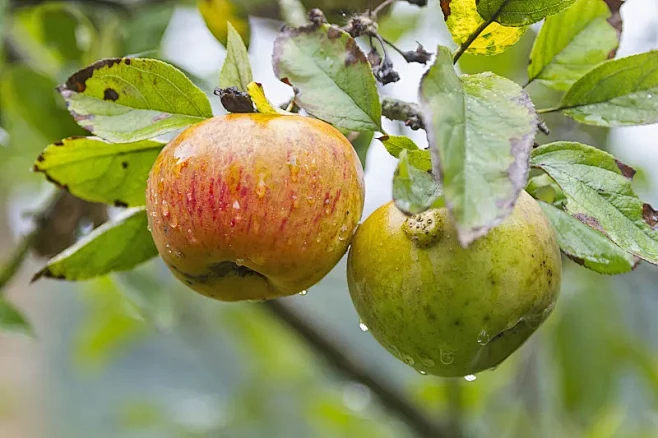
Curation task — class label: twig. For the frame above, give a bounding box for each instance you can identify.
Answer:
[373,0,396,16]
[453,19,490,63]
[0,230,38,293]
[262,300,449,438]
[381,97,424,130]
[536,107,562,115]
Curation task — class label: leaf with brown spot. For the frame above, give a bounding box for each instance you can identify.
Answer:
[58,58,213,143]
[531,142,658,265]
[273,23,381,132]
[33,207,158,282]
[34,136,164,207]
[541,202,638,274]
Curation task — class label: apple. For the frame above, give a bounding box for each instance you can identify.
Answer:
[146,114,365,301]
[346,191,561,377]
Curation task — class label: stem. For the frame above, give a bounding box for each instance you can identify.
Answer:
[373,0,396,15]
[536,107,562,115]
[453,19,490,63]
[0,230,38,293]
[381,97,424,130]
[262,300,449,438]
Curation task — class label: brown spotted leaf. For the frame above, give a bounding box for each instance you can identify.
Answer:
[34,137,164,207]
[33,207,158,282]
[540,201,638,274]
[273,24,382,132]
[58,58,213,143]
[531,142,658,265]
[420,46,537,246]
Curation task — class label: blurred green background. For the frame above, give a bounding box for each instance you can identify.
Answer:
[1,0,658,437]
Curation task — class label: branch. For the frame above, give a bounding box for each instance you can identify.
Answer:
[262,300,449,438]
[381,97,424,130]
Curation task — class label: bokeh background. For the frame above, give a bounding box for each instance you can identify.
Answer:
[1,0,658,437]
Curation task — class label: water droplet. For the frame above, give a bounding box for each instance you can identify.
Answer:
[477,329,490,346]
[147,224,152,232]
[306,195,315,204]
[338,224,350,241]
[186,192,193,202]
[440,349,454,365]
[161,200,170,217]
[287,157,300,182]
[417,370,427,375]
[292,194,299,208]
[359,321,369,332]
[187,228,198,244]
[169,214,178,228]
[232,200,240,210]
[464,374,477,382]
[150,210,157,218]
[299,290,308,296]
[236,258,245,266]
[174,250,183,259]
[165,244,172,254]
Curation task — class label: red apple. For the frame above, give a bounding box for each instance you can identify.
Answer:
[146,114,365,301]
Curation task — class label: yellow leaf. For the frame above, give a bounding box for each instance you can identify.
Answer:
[246,82,290,115]
[197,0,250,47]
[442,0,527,55]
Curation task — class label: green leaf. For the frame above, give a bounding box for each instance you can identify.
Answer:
[528,0,619,91]
[0,66,85,146]
[350,131,374,169]
[477,0,577,27]
[393,150,443,215]
[273,24,382,132]
[377,135,431,172]
[219,22,253,92]
[198,0,250,47]
[58,58,213,143]
[122,4,173,55]
[539,201,638,274]
[33,207,158,281]
[531,142,658,265]
[420,46,537,246]
[0,299,33,337]
[557,51,658,126]
[33,137,164,207]
[442,0,527,56]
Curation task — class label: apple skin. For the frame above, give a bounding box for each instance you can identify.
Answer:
[346,191,561,377]
[146,114,365,301]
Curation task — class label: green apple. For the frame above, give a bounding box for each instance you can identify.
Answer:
[347,191,561,377]
[146,114,364,301]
